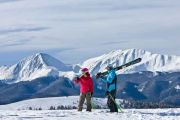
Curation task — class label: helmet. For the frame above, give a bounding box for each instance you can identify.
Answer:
[105,64,113,70]
[81,68,89,73]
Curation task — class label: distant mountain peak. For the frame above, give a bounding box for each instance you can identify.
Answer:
[0,53,72,83]
[35,52,47,56]
[34,52,51,60]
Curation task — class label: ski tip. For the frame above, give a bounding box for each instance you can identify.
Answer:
[138,58,142,60]
[118,110,124,113]
[137,58,142,62]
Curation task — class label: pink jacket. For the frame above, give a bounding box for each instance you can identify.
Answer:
[74,73,94,93]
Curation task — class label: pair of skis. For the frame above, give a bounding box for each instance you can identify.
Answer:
[95,58,142,79]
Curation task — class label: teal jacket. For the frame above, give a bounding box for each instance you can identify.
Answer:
[101,69,116,92]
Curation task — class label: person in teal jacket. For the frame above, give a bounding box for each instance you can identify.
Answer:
[100,65,118,112]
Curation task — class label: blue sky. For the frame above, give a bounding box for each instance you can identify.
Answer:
[0,0,180,65]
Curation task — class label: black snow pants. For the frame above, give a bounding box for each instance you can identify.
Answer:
[107,90,118,112]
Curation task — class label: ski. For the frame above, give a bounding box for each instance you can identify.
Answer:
[108,94,124,113]
[96,58,142,79]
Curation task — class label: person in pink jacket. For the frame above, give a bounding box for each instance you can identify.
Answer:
[74,68,94,112]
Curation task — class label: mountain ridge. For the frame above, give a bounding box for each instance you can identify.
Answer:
[0,49,180,84]
[81,48,180,75]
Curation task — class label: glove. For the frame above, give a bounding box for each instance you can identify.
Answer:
[91,92,93,96]
[96,72,103,79]
[76,76,80,80]
[105,91,110,96]
[87,92,93,97]
[73,76,80,83]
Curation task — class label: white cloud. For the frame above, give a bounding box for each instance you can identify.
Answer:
[0,0,179,64]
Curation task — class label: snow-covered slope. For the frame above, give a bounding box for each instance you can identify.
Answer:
[0,53,71,83]
[0,96,109,110]
[0,109,180,120]
[0,96,179,120]
[81,49,180,75]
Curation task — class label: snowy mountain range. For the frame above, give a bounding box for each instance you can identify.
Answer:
[0,49,179,106]
[0,49,180,84]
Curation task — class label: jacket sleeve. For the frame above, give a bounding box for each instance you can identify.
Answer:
[100,75,107,82]
[106,71,115,83]
[100,71,115,83]
[73,77,81,84]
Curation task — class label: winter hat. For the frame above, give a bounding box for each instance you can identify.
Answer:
[81,68,89,73]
